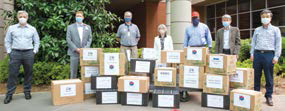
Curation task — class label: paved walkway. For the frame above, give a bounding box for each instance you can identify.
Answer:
[0,92,284,111]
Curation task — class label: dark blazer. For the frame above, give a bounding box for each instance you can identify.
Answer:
[66,23,92,56]
[215,26,241,55]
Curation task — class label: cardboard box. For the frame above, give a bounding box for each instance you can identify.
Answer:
[95,90,120,104]
[152,89,180,108]
[141,48,157,60]
[80,48,102,66]
[230,89,262,111]
[51,79,83,106]
[91,76,118,90]
[118,76,149,93]
[184,47,208,66]
[130,58,156,74]
[179,65,204,89]
[230,68,254,89]
[80,65,99,82]
[160,50,184,63]
[206,54,237,74]
[203,74,230,95]
[120,92,149,106]
[83,82,95,99]
[154,67,177,87]
[99,53,127,76]
[201,93,230,110]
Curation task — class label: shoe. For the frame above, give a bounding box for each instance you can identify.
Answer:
[180,91,190,102]
[266,97,273,106]
[4,95,13,104]
[24,92,32,100]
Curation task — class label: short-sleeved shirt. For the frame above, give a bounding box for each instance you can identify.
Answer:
[116,23,141,46]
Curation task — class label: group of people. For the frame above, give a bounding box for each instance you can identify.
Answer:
[3,9,281,107]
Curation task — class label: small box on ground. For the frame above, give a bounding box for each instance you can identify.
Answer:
[152,89,180,108]
[230,89,262,111]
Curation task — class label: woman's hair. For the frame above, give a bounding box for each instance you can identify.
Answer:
[158,24,167,38]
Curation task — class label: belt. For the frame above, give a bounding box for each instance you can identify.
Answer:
[189,45,206,47]
[12,49,33,52]
[255,50,274,53]
[121,45,136,47]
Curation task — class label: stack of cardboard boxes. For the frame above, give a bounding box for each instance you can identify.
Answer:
[202,54,237,110]
[80,48,102,99]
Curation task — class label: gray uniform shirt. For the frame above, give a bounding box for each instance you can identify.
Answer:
[116,23,141,46]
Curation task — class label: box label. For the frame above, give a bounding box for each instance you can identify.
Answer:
[158,95,174,107]
[84,83,95,94]
[104,53,120,75]
[166,52,180,63]
[142,48,156,59]
[83,49,97,61]
[102,92,117,104]
[60,84,76,97]
[183,66,199,88]
[157,70,173,82]
[230,70,244,83]
[187,48,202,60]
[135,61,151,73]
[124,80,140,92]
[84,66,99,77]
[233,93,251,109]
[127,93,142,105]
[209,56,223,69]
[207,94,224,108]
[206,75,223,89]
[96,77,112,89]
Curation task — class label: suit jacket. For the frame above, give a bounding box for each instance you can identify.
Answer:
[215,26,241,55]
[66,23,92,56]
[153,35,174,62]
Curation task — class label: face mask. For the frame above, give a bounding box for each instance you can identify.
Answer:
[192,18,199,26]
[76,17,83,23]
[159,29,166,35]
[222,22,230,27]
[261,18,270,24]
[124,18,132,22]
[19,18,27,24]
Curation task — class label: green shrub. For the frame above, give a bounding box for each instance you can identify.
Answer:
[238,39,251,62]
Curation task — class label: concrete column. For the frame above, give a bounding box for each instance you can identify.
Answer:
[171,0,191,49]
[166,0,171,35]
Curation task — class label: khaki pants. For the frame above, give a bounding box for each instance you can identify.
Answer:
[120,45,138,58]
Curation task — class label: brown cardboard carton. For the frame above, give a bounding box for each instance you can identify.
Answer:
[141,48,157,60]
[83,82,95,99]
[80,48,102,66]
[230,68,254,89]
[80,65,99,82]
[51,79,83,106]
[160,50,184,63]
[179,65,204,89]
[118,76,149,93]
[184,47,208,66]
[99,53,127,76]
[230,89,262,111]
[203,74,230,95]
[206,54,237,74]
[154,67,177,87]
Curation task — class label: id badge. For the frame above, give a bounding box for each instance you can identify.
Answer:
[127,31,131,37]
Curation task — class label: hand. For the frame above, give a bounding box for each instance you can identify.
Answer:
[272,59,278,64]
[250,56,254,62]
[75,48,81,54]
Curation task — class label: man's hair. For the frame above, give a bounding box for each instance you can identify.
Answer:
[17,10,28,18]
[260,9,273,17]
[76,11,84,16]
[124,11,132,17]
[222,14,231,19]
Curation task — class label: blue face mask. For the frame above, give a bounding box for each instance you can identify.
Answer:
[76,17,83,23]
[124,17,132,22]
[261,18,270,24]
[192,18,200,26]
[222,22,230,27]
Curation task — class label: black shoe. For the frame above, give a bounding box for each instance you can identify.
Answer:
[24,92,32,100]
[4,95,13,104]
[266,97,273,106]
[180,91,190,102]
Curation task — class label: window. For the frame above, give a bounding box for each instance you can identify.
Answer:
[238,0,250,12]
[216,2,226,17]
[207,19,215,32]
[252,0,265,10]
[271,7,285,26]
[231,15,237,27]
[268,0,285,8]
[207,5,215,18]
[226,0,237,14]
[252,11,262,28]
[240,30,250,39]
[216,17,223,30]
[239,13,250,29]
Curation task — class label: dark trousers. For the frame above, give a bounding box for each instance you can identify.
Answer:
[253,51,274,98]
[223,49,231,55]
[6,49,34,96]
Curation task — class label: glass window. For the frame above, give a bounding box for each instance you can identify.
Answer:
[216,17,223,30]
[239,13,250,29]
[252,0,265,10]
[252,11,262,28]
[207,19,215,32]
[216,2,226,17]
[211,33,216,41]
[271,7,285,26]
[231,15,237,27]
[240,30,250,39]
[226,0,237,14]
[207,5,215,18]
[268,0,285,8]
[238,0,250,12]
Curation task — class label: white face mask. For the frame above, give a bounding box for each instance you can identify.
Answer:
[19,18,27,24]
[261,18,271,25]
[159,29,166,35]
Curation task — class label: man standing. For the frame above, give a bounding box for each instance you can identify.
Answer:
[66,11,92,79]
[215,14,241,55]
[182,11,212,102]
[4,11,40,104]
[117,11,141,58]
[250,9,282,106]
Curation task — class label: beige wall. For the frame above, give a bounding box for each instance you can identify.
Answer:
[0,0,14,60]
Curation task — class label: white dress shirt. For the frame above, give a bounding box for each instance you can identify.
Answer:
[77,23,84,43]
[223,26,230,49]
